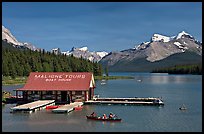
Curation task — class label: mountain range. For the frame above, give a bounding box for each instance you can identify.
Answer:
[100,31,202,72]
[2,25,108,62]
[60,47,108,62]
[2,25,202,72]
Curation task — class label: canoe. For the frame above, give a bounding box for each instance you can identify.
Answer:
[86,115,122,121]
[46,105,60,109]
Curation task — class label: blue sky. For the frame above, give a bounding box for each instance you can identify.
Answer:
[2,2,202,52]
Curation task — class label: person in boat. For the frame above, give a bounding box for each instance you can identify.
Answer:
[102,114,107,119]
[109,112,115,119]
[90,112,97,117]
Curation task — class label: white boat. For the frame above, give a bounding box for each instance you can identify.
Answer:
[179,104,187,110]
[101,82,106,85]
[153,99,164,105]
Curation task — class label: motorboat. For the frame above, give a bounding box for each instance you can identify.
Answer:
[179,104,187,110]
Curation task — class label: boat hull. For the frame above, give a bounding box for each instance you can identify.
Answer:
[86,115,122,121]
[74,106,83,111]
[179,107,187,110]
[46,105,60,109]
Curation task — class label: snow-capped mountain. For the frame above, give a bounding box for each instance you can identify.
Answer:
[2,25,41,51]
[176,31,193,40]
[61,46,108,62]
[133,31,202,62]
[100,31,202,72]
[2,25,22,46]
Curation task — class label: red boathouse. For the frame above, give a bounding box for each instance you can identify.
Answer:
[15,72,95,103]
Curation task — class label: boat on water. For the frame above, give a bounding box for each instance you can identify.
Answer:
[153,99,164,105]
[46,105,60,109]
[101,82,106,85]
[86,115,122,121]
[74,106,83,111]
[179,104,187,110]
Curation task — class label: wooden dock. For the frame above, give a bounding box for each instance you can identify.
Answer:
[85,97,164,105]
[52,102,83,113]
[10,100,55,113]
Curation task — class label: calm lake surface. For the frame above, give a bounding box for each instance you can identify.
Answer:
[2,73,202,132]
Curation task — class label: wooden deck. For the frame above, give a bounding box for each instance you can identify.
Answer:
[52,102,83,113]
[11,100,55,113]
[85,97,164,105]
[93,97,162,101]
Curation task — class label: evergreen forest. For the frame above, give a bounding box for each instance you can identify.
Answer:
[152,64,202,75]
[2,41,103,78]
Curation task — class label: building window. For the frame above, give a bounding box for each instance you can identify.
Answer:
[34,91,38,95]
[75,91,82,95]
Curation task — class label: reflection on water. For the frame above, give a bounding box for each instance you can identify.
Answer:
[135,74,200,84]
[2,73,202,132]
[2,85,23,95]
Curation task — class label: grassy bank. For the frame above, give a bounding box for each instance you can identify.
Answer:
[2,75,134,85]
[94,75,134,80]
[2,76,27,85]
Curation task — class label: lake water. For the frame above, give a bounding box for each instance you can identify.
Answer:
[2,73,202,132]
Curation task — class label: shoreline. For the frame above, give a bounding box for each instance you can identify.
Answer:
[2,75,135,86]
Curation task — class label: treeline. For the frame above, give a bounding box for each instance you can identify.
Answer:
[152,64,202,75]
[2,42,102,78]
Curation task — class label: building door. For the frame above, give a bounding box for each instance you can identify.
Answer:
[61,91,67,102]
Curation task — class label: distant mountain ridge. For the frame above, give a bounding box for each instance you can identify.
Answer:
[2,25,41,51]
[100,31,202,72]
[60,46,108,62]
[2,25,202,72]
[2,25,109,62]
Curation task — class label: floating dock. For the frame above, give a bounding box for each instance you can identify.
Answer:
[10,100,55,113]
[84,97,164,105]
[52,102,83,113]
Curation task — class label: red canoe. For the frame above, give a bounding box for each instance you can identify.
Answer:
[86,115,122,122]
[74,106,83,111]
[46,105,60,109]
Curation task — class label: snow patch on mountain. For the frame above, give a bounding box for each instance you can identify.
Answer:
[176,31,193,39]
[174,42,188,49]
[135,41,151,50]
[78,47,88,51]
[51,48,61,55]
[151,34,172,42]
[96,51,109,58]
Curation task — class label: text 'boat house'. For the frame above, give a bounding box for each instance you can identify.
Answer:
[15,72,95,104]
